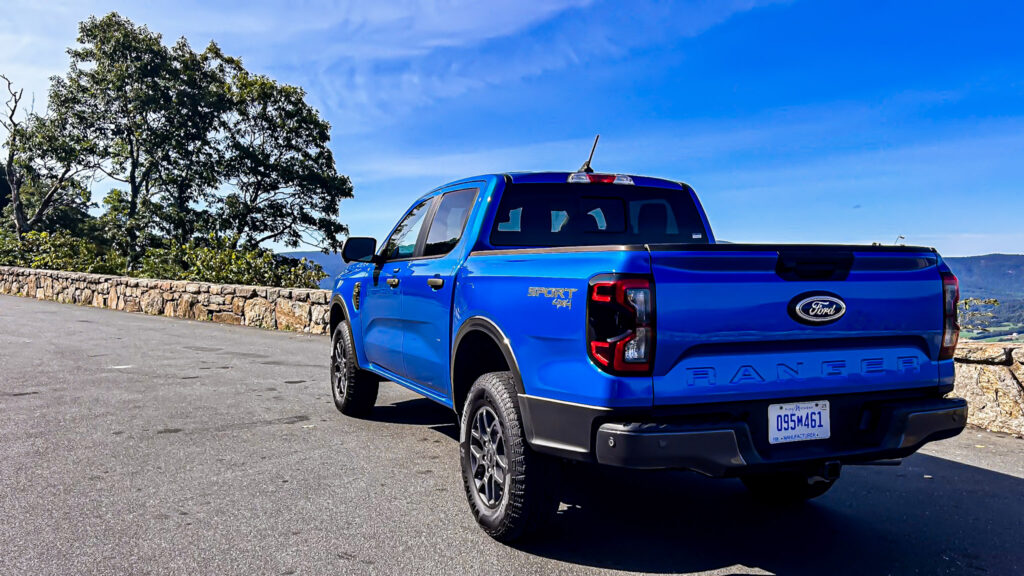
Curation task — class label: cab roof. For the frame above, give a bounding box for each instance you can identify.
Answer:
[424,171,689,198]
[505,171,686,190]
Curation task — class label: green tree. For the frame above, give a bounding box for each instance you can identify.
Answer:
[150,40,235,248]
[49,13,175,270]
[218,69,352,252]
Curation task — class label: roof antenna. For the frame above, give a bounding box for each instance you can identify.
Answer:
[578,134,600,174]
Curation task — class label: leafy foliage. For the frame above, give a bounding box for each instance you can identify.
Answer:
[0,229,325,289]
[0,229,121,274]
[139,236,326,289]
[151,39,235,247]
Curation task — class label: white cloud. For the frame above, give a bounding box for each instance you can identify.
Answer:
[302,0,782,132]
[0,0,594,113]
[1,0,778,133]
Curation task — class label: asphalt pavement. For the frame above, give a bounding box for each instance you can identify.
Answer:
[2,294,1022,575]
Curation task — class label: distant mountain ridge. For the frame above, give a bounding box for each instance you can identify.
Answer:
[944,254,1024,300]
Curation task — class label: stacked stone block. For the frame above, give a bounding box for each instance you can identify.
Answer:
[954,343,1024,437]
[0,266,332,334]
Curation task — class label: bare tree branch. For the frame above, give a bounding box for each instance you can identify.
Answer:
[1,73,26,231]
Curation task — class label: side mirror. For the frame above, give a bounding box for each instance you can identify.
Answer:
[342,237,378,263]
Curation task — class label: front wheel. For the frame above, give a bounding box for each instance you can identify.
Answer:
[740,470,837,503]
[460,371,559,542]
[330,320,379,417]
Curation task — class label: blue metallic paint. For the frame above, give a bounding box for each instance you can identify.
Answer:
[457,248,654,408]
[649,249,945,405]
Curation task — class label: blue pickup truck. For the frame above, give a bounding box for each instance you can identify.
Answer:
[328,171,967,541]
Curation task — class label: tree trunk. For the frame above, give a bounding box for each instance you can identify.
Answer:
[175,184,190,246]
[124,174,141,273]
[11,192,28,240]
[0,167,10,216]
[231,204,249,250]
[3,148,29,239]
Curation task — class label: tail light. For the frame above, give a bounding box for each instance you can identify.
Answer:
[587,275,654,374]
[939,269,959,360]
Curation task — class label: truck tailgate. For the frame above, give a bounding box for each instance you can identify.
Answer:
[650,245,946,406]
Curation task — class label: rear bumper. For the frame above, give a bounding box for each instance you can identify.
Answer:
[520,391,966,476]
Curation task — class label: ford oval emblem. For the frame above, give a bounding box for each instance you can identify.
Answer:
[789,292,846,325]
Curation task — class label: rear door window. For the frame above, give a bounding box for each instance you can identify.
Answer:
[490,183,708,247]
[423,188,478,257]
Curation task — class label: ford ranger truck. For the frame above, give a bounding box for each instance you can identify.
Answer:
[328,171,966,542]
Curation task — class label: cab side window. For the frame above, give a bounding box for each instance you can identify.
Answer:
[380,199,431,260]
[423,188,478,257]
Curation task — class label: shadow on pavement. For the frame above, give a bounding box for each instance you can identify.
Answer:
[370,394,1022,574]
[371,396,459,440]
[516,455,1023,574]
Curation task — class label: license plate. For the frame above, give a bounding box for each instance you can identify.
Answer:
[769,401,830,444]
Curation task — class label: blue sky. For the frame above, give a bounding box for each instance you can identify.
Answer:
[2,0,1022,256]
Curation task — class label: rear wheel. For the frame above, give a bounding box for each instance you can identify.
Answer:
[740,470,837,503]
[460,371,559,542]
[330,321,379,417]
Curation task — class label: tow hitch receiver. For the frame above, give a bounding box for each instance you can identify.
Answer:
[811,460,842,484]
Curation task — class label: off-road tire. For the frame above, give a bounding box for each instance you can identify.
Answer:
[330,321,379,417]
[460,371,559,542]
[741,471,836,503]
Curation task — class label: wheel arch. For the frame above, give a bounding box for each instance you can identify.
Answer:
[329,294,349,338]
[450,316,524,415]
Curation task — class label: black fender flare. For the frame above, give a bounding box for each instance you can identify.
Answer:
[450,316,525,396]
[330,293,367,370]
[452,316,600,461]
[330,293,350,328]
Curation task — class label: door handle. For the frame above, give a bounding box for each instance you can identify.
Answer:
[427,277,444,290]
[386,277,400,288]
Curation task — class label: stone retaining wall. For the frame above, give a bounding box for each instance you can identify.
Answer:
[0,266,332,334]
[1,265,1022,436]
[954,343,1024,437]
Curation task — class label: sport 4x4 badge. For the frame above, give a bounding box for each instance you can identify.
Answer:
[528,286,578,310]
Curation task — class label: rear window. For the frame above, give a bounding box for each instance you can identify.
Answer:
[489,183,709,247]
